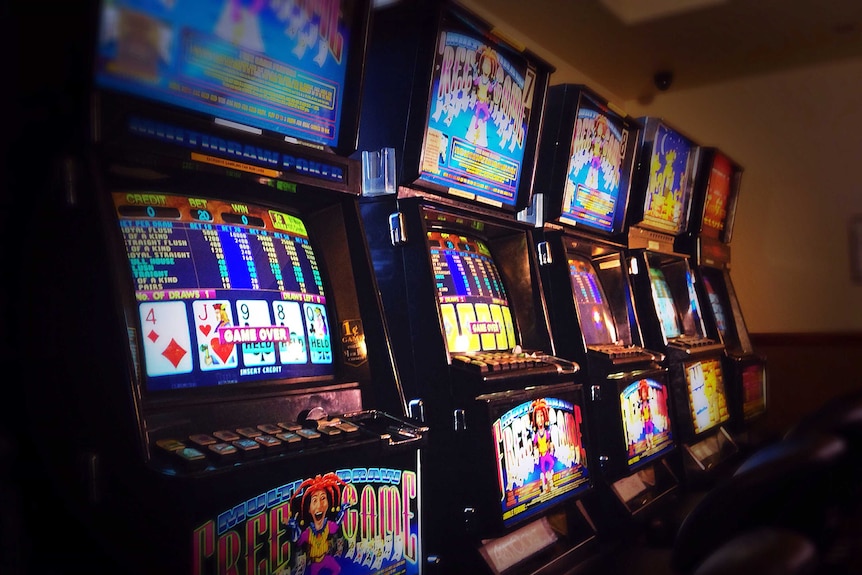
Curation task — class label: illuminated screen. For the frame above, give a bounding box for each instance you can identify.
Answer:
[742,363,767,419]
[113,191,333,392]
[620,378,674,468]
[418,15,537,207]
[560,100,629,232]
[684,358,730,435]
[493,396,590,527]
[701,151,733,240]
[568,254,617,345]
[683,268,705,335]
[95,0,355,148]
[428,230,516,354]
[702,273,728,337]
[648,267,682,339]
[642,123,694,234]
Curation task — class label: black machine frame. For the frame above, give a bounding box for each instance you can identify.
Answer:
[16,2,430,574]
[527,85,682,527]
[356,2,602,572]
[679,148,768,445]
[624,118,739,483]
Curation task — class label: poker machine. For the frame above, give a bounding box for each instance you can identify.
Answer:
[676,148,768,451]
[624,117,739,487]
[355,1,600,573]
[18,2,427,574]
[522,84,681,531]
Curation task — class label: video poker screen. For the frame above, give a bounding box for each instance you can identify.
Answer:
[648,267,682,340]
[619,378,674,469]
[560,97,630,234]
[684,357,730,435]
[492,396,591,528]
[428,230,517,355]
[683,267,706,336]
[567,253,617,345]
[94,0,359,150]
[640,122,694,235]
[417,12,538,208]
[701,271,729,339]
[112,191,335,393]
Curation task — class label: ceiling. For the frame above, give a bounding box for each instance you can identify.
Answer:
[463,0,862,103]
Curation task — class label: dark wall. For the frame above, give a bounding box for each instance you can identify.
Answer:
[751,333,862,436]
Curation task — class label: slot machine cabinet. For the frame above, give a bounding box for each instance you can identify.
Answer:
[18,2,427,574]
[624,118,738,488]
[361,195,598,575]
[356,1,601,572]
[525,84,682,534]
[678,148,768,451]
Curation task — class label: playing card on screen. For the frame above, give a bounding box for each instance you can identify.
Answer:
[304,303,332,364]
[236,299,276,366]
[139,301,193,376]
[193,300,238,370]
[272,300,307,364]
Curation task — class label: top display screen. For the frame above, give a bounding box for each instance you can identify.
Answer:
[95,0,358,149]
[700,151,734,240]
[560,98,630,233]
[640,122,695,235]
[417,13,538,208]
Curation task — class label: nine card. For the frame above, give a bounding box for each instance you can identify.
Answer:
[236,299,276,366]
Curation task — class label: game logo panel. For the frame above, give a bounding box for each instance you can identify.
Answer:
[620,378,674,468]
[193,465,421,575]
[641,124,693,234]
[113,191,335,392]
[95,0,354,148]
[560,101,629,233]
[419,16,536,207]
[701,151,732,240]
[493,397,590,527]
[684,358,730,435]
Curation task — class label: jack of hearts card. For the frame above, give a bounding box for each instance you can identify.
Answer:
[192,300,238,370]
